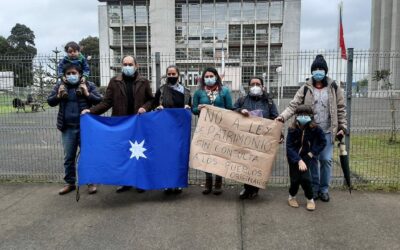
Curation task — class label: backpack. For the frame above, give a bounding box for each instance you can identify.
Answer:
[302,81,338,105]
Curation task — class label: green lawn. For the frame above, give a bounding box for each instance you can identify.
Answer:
[347,133,400,186]
[0,94,14,114]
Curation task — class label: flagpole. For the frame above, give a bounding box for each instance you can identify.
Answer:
[267,0,271,93]
[337,1,341,82]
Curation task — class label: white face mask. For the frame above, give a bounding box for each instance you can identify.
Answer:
[249,86,263,96]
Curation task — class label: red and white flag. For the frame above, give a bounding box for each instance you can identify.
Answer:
[339,2,347,60]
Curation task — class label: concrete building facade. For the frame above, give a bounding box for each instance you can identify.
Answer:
[98,0,300,90]
[369,0,400,93]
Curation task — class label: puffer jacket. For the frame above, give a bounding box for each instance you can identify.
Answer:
[280,76,347,142]
[286,125,327,164]
[47,81,102,131]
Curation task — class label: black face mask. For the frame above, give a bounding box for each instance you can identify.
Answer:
[167,77,178,85]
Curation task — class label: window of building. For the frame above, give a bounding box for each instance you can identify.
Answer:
[216,23,227,42]
[122,5,134,25]
[201,2,214,22]
[270,1,283,22]
[108,4,121,25]
[256,24,268,42]
[176,25,186,44]
[215,1,228,21]
[256,1,267,21]
[242,1,255,21]
[229,0,241,22]
[229,25,241,42]
[228,47,240,59]
[135,2,148,24]
[188,24,201,41]
[202,25,214,43]
[175,1,184,23]
[242,46,254,63]
[243,24,255,44]
[135,26,147,44]
[188,1,200,22]
[188,48,200,59]
[202,47,214,59]
[176,48,187,60]
[270,25,281,43]
[122,27,134,46]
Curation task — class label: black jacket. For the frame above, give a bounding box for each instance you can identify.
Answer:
[286,125,327,164]
[233,92,278,119]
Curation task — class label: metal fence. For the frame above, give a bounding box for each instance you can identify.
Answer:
[0,49,399,188]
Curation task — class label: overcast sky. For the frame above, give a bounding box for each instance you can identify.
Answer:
[0,0,371,54]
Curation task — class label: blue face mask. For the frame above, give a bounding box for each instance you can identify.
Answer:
[204,77,216,86]
[66,74,80,85]
[312,70,326,81]
[296,115,312,126]
[122,66,136,77]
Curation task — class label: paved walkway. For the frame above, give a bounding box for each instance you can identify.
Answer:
[0,184,399,250]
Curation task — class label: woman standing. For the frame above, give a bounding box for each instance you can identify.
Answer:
[233,76,279,199]
[192,67,233,195]
[153,65,191,194]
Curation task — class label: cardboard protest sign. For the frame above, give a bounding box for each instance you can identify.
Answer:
[190,105,283,189]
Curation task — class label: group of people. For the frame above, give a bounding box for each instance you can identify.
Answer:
[48,42,347,212]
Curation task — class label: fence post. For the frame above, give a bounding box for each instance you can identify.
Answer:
[345,48,353,153]
[155,52,161,90]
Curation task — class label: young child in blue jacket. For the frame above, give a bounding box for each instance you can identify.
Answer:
[57,41,91,99]
[286,105,326,211]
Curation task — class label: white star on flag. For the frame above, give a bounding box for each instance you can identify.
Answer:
[129,140,147,160]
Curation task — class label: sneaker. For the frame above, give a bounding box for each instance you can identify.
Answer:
[88,184,97,195]
[306,199,316,211]
[319,192,330,202]
[58,184,76,195]
[288,197,299,208]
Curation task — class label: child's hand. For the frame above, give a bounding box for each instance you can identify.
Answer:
[298,160,307,172]
[80,83,89,96]
[81,76,87,84]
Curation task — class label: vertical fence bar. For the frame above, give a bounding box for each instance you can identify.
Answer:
[155,52,161,90]
[345,48,354,152]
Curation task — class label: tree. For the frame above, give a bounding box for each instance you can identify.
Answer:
[7,23,36,49]
[32,63,54,104]
[373,70,397,143]
[356,77,368,96]
[6,23,37,87]
[0,36,11,55]
[79,36,100,86]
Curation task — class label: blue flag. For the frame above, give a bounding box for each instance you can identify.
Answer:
[78,109,191,190]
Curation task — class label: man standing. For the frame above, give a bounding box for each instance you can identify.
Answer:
[81,55,154,193]
[277,54,347,202]
[48,63,102,195]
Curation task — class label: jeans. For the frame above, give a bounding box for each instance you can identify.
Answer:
[61,126,80,184]
[310,132,333,195]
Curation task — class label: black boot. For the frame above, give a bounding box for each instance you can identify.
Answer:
[202,173,212,195]
[213,175,223,195]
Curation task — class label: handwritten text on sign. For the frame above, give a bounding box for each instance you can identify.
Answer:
[190,105,282,189]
